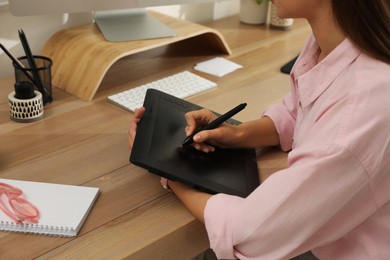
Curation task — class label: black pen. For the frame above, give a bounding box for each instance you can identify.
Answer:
[182,103,247,146]
[18,29,50,103]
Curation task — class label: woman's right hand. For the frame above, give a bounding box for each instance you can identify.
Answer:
[184,108,241,153]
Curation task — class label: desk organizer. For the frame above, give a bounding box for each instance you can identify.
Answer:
[8,90,43,123]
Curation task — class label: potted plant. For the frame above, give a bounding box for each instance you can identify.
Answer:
[240,0,269,25]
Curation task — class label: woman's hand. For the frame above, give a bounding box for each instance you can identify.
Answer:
[128,107,145,149]
[185,109,281,152]
[184,108,241,153]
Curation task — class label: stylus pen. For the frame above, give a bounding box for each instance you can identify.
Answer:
[18,29,50,103]
[182,103,247,146]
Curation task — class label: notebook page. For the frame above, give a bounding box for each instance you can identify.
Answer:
[0,178,99,236]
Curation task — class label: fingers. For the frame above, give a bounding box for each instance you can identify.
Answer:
[184,109,220,152]
[184,109,216,136]
[191,128,219,152]
[128,107,145,149]
[191,124,234,152]
[130,107,219,152]
[184,111,199,137]
[134,106,146,120]
[192,141,216,153]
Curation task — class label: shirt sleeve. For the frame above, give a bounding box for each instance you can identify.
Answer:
[262,91,297,152]
[204,144,372,259]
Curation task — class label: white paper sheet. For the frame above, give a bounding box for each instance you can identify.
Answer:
[194,57,243,77]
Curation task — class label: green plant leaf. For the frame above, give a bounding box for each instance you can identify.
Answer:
[256,0,264,4]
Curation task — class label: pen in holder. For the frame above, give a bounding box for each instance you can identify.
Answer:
[8,81,44,123]
[13,55,53,105]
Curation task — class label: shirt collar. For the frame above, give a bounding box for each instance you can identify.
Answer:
[292,35,361,108]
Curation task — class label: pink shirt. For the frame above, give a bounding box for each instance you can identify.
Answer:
[204,35,390,259]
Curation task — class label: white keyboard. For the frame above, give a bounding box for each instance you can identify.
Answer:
[107,71,217,113]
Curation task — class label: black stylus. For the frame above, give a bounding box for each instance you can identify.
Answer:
[182,103,247,146]
[18,29,51,104]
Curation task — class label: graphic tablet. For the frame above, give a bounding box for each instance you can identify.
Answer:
[130,89,260,198]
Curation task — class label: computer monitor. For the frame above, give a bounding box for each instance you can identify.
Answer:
[8,0,233,42]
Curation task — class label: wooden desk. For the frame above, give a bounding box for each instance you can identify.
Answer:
[0,15,310,259]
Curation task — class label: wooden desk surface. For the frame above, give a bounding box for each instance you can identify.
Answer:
[0,15,310,259]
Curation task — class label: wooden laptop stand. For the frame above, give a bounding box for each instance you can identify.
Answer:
[41,11,232,101]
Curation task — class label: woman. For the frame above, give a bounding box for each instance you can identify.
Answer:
[129,0,390,258]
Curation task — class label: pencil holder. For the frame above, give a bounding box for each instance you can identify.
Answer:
[13,55,53,105]
[8,81,44,123]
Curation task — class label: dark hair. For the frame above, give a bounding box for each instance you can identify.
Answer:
[332,0,390,64]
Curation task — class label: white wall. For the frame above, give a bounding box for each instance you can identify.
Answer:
[0,2,239,78]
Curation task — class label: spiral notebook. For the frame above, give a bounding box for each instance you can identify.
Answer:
[0,178,99,237]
